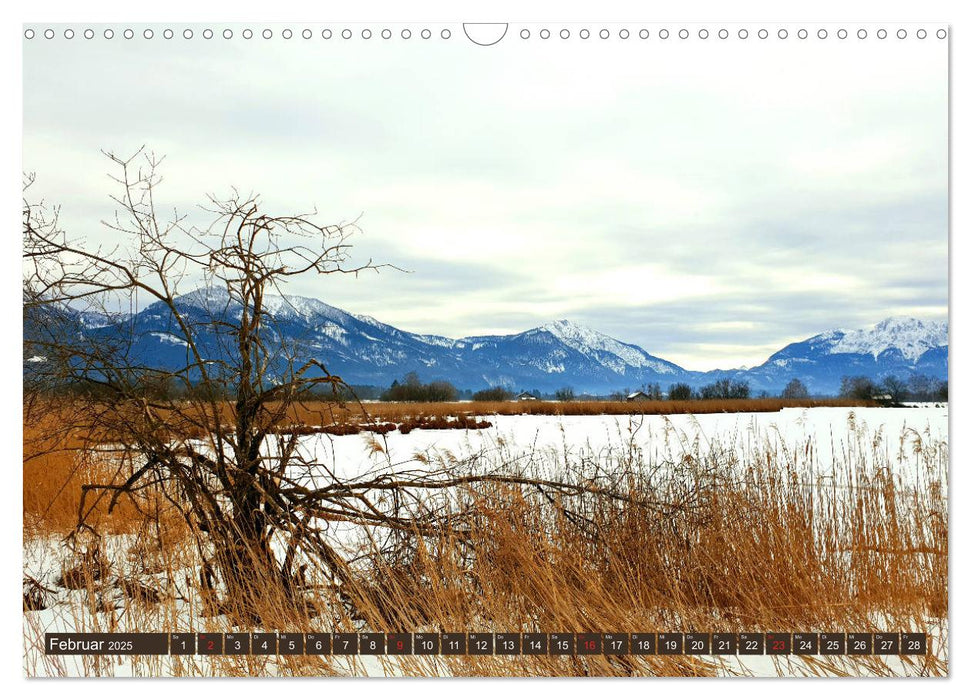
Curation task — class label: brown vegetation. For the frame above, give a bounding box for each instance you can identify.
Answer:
[287,397,870,425]
[23,398,186,537]
[123,397,867,438]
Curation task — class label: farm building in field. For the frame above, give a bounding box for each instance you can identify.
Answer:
[626,390,665,401]
[516,391,538,401]
[873,393,894,406]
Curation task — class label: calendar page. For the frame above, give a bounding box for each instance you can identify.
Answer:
[21,17,948,678]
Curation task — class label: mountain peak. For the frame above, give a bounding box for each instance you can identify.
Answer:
[828,316,947,361]
[175,287,353,325]
[540,318,590,335]
[259,293,344,321]
[177,286,232,307]
[537,319,615,347]
[535,318,680,374]
[874,316,940,331]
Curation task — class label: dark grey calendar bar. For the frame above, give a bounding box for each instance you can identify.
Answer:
[42,632,928,656]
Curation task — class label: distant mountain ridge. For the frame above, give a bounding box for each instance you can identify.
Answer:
[729,316,949,394]
[821,317,947,362]
[31,288,948,395]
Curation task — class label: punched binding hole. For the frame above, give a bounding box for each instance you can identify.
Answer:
[463,23,508,46]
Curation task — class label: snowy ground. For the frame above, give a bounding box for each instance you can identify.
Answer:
[290,404,948,488]
[24,405,948,677]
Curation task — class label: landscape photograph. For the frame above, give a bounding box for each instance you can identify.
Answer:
[22,23,948,677]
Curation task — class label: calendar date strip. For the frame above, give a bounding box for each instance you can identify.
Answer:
[45,632,929,656]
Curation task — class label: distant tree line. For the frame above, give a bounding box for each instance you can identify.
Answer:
[27,369,395,402]
[839,373,947,403]
[33,367,946,404]
[608,380,757,402]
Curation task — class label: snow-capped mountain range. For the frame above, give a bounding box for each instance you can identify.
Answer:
[728,317,948,394]
[30,289,948,395]
[826,317,948,362]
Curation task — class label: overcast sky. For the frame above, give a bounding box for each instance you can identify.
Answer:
[23,24,948,369]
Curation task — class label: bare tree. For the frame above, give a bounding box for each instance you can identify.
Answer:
[23,150,692,622]
[839,375,877,401]
[780,378,809,400]
[881,375,908,404]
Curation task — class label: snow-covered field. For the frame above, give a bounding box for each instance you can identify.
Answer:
[24,405,948,678]
[294,404,948,488]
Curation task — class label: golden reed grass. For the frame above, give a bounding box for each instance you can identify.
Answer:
[341,429,947,677]
[23,398,188,537]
